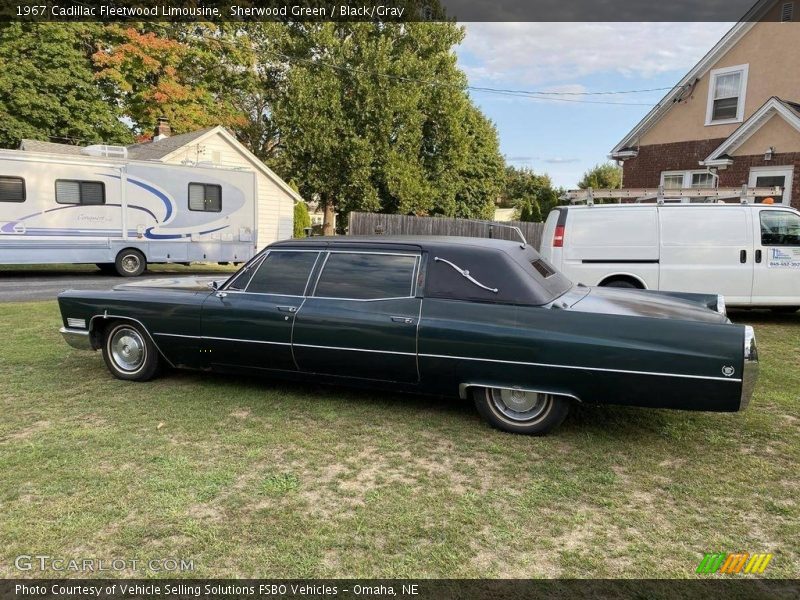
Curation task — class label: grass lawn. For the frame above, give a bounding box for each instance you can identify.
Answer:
[0,301,797,579]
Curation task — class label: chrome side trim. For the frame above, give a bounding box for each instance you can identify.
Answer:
[60,327,93,351]
[88,314,175,368]
[458,383,582,402]
[293,343,414,356]
[153,332,291,347]
[420,353,742,383]
[740,325,759,410]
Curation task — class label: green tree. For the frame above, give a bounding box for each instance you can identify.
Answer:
[578,162,622,190]
[501,166,558,220]
[293,201,312,238]
[517,196,542,222]
[0,23,131,148]
[271,22,504,234]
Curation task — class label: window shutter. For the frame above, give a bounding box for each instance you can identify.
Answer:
[781,2,794,21]
[81,182,105,205]
[56,181,81,204]
[189,183,206,210]
[0,177,25,202]
[205,185,221,212]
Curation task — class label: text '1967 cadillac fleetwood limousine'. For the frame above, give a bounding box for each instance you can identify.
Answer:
[58,236,759,435]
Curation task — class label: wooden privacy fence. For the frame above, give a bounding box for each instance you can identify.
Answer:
[348,212,545,249]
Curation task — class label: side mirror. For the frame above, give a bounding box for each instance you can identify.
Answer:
[208,280,219,291]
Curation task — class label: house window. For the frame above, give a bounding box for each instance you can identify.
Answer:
[0,176,25,202]
[661,170,717,190]
[188,183,222,212]
[55,180,105,205]
[706,64,748,125]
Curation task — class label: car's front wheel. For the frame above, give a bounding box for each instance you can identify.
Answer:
[101,321,161,381]
[473,387,570,435]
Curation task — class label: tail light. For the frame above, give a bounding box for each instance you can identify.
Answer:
[553,225,565,247]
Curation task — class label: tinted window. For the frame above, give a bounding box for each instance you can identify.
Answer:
[761,211,800,246]
[55,180,105,205]
[226,255,265,291]
[246,251,319,295]
[0,176,25,202]
[188,183,222,212]
[314,253,417,300]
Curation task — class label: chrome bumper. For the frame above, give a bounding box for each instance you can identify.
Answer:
[740,326,759,411]
[59,327,93,351]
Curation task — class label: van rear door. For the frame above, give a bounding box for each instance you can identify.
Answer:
[658,206,753,305]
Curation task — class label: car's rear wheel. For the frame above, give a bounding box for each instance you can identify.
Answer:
[101,321,160,381]
[115,249,146,277]
[473,387,570,435]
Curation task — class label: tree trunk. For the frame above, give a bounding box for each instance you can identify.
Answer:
[322,195,336,236]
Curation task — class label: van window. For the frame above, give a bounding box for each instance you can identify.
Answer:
[188,183,222,212]
[760,211,800,246]
[314,253,417,300]
[0,176,25,202]
[55,180,105,205]
[246,251,319,295]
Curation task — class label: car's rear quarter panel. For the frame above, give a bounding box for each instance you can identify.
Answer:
[418,299,744,411]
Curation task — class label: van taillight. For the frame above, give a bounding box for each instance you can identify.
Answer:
[553,225,565,247]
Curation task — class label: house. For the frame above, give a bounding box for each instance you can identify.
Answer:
[610,0,800,209]
[20,120,300,249]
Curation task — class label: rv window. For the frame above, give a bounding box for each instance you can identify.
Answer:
[189,183,222,212]
[55,180,105,205]
[0,176,25,202]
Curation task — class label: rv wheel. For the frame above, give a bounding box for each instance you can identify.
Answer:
[115,249,146,277]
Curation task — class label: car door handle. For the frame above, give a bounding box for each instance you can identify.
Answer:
[277,306,297,313]
[755,249,762,263]
[391,316,415,324]
[740,249,747,263]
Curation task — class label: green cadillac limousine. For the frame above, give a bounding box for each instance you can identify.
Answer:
[57,236,758,435]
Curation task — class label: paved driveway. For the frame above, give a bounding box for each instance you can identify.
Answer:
[0,269,230,302]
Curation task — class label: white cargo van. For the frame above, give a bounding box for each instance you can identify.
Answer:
[541,203,800,310]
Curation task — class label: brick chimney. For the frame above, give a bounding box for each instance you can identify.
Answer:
[153,117,171,141]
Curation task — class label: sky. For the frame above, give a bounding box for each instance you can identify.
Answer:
[455,22,734,189]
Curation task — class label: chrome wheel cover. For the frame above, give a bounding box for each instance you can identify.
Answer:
[121,254,141,273]
[489,388,550,422]
[110,327,145,372]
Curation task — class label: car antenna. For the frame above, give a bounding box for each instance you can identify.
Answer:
[485,222,527,249]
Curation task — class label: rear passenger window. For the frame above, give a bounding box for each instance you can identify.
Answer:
[0,176,25,202]
[246,251,319,295]
[760,211,800,246]
[314,253,417,300]
[55,180,105,205]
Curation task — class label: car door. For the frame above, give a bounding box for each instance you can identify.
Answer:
[292,250,421,383]
[658,206,754,304]
[201,249,321,372]
[752,208,800,305]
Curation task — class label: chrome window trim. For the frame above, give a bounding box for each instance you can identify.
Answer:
[311,251,421,301]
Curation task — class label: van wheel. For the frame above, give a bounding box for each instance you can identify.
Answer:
[115,249,146,277]
[473,387,570,435]
[101,321,161,381]
[601,278,641,289]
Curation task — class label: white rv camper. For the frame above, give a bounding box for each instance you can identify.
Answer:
[0,147,258,276]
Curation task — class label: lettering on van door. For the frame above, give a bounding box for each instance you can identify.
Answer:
[768,247,800,269]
